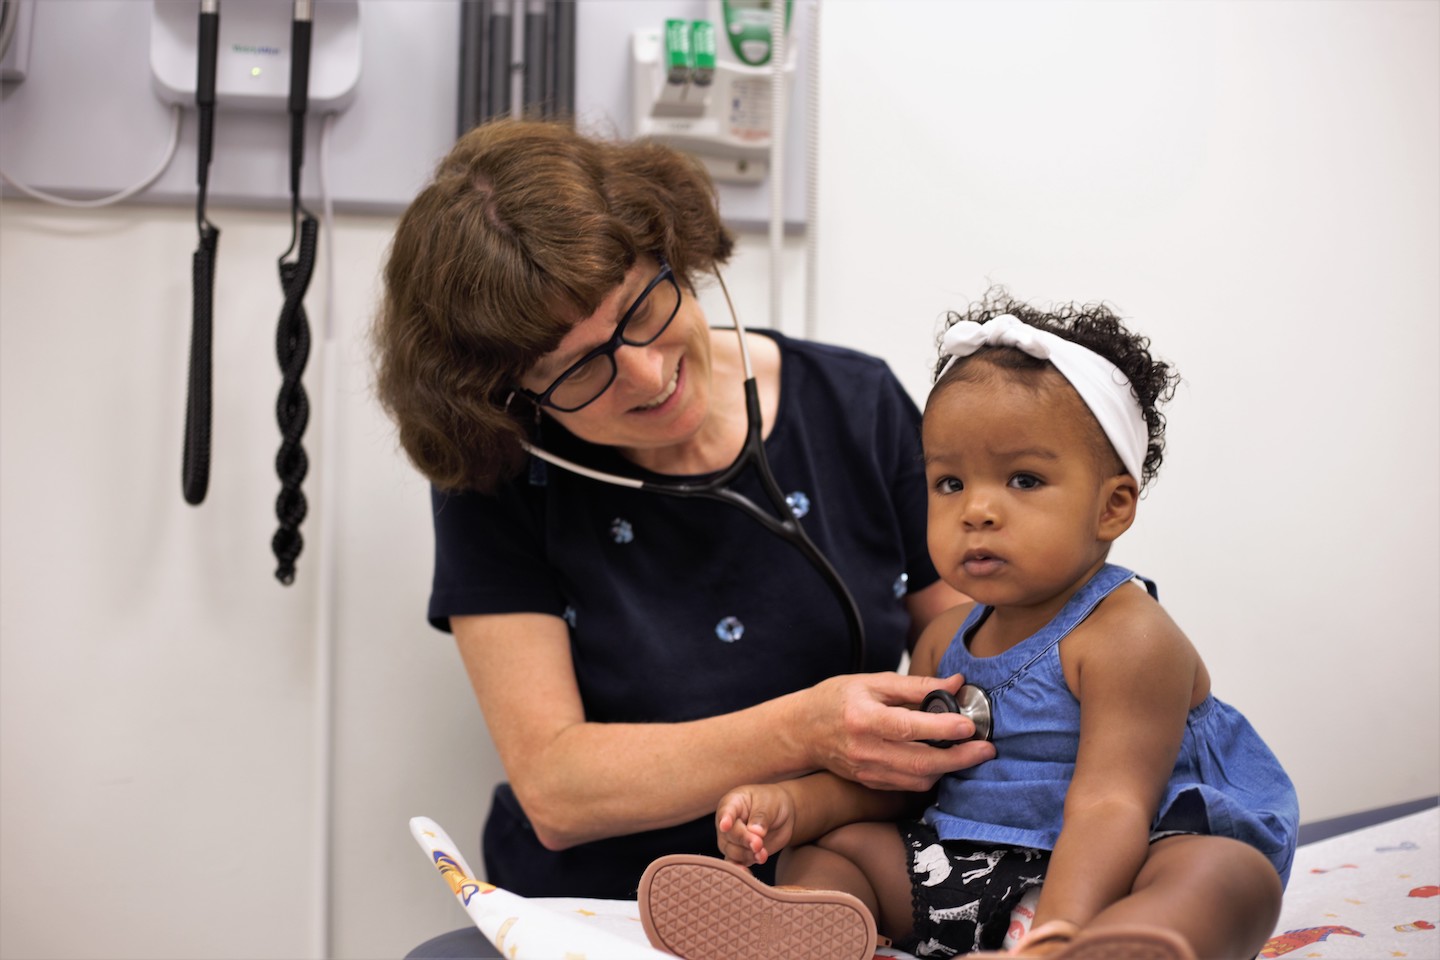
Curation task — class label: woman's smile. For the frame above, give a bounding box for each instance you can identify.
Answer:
[631,358,683,413]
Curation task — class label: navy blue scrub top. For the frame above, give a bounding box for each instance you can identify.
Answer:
[428,329,939,898]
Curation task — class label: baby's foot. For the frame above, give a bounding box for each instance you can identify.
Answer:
[1000,921,1197,960]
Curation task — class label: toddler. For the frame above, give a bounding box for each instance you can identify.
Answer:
[638,292,1298,959]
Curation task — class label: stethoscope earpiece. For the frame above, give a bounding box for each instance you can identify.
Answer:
[921,684,993,747]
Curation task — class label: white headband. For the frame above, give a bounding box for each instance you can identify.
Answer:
[939,314,1149,482]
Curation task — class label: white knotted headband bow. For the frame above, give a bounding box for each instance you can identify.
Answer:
[938,314,1149,482]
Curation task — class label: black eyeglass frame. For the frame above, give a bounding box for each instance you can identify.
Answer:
[517,257,682,413]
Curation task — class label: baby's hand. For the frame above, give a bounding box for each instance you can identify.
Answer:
[715,783,797,866]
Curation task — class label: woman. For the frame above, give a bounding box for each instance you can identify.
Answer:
[374,120,992,915]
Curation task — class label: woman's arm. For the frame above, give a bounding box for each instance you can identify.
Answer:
[455,611,992,850]
[1033,586,1208,928]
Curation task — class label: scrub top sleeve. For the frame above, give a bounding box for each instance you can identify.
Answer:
[427,483,566,632]
[877,371,941,593]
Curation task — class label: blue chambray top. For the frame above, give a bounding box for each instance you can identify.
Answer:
[926,564,1300,886]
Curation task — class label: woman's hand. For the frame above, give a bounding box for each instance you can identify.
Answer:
[798,672,996,792]
[716,783,796,866]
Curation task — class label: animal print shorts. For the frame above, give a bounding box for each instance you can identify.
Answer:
[892,819,1051,958]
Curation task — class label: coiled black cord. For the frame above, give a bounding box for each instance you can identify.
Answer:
[273,213,317,584]
[183,1,221,506]
[272,3,316,585]
[183,223,218,505]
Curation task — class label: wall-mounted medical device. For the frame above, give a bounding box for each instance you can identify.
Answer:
[0,0,35,84]
[150,0,360,112]
[631,0,794,183]
[151,0,356,584]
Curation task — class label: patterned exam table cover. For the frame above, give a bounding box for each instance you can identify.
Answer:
[415,803,1439,959]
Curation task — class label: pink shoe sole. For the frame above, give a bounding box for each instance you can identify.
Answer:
[638,854,878,960]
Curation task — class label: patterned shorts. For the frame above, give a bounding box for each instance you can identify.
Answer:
[892,820,1050,958]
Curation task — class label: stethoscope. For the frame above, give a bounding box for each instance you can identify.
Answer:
[921,686,994,747]
[511,269,867,672]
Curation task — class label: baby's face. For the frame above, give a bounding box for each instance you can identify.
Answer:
[922,369,1122,614]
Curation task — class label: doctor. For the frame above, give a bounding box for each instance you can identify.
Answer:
[373,119,993,919]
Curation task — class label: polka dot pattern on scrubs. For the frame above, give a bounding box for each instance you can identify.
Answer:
[714,616,745,643]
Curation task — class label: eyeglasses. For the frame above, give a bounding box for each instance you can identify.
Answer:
[519,257,683,413]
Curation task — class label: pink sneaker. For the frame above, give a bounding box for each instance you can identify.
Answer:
[638,854,878,960]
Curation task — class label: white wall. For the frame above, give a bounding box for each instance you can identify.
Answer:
[0,2,1436,959]
[0,196,802,960]
[0,204,450,959]
[814,0,1440,821]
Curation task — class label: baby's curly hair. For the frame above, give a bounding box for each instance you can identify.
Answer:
[931,287,1180,488]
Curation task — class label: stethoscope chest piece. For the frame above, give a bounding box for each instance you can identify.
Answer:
[921,684,993,747]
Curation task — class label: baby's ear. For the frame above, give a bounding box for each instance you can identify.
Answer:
[1097,475,1139,542]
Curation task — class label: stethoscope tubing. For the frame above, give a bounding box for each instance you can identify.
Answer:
[518,269,867,671]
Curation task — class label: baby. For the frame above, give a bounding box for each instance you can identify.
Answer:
[639,292,1298,960]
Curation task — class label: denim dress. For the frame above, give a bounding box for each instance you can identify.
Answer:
[925,564,1299,885]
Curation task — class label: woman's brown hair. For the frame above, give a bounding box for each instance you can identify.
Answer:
[373,119,735,492]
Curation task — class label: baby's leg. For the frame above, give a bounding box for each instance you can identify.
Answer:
[778,821,915,943]
[1086,834,1282,958]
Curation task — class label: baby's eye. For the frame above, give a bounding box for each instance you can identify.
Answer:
[934,476,963,495]
[1009,473,1042,490]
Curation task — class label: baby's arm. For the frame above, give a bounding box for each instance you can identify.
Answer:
[1035,586,1207,929]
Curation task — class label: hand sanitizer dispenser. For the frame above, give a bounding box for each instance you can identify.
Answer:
[631,0,795,183]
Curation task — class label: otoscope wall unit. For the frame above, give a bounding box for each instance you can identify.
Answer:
[151,0,361,113]
[0,1,457,213]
